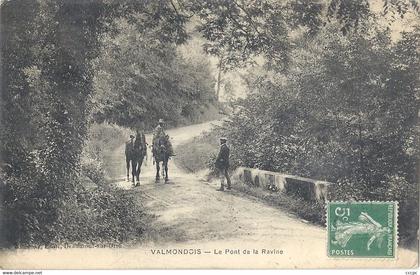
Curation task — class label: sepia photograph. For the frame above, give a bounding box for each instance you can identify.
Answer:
[0,0,419,270]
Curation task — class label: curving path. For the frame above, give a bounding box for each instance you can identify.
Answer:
[1,121,417,269]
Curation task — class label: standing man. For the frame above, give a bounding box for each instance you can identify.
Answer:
[125,134,135,182]
[215,137,231,191]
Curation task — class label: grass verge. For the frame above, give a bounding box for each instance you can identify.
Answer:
[57,122,153,247]
[175,130,219,174]
[231,180,325,226]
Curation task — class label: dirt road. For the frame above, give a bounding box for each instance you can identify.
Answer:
[2,121,417,269]
[105,121,418,268]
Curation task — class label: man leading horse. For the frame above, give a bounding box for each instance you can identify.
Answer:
[125,127,147,186]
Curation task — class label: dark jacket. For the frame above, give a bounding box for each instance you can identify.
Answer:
[135,132,146,152]
[125,139,135,158]
[215,143,230,169]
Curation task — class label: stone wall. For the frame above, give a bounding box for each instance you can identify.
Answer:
[232,167,331,203]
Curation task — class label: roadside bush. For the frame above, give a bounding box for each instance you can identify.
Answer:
[205,153,219,178]
[202,27,419,247]
[232,179,326,226]
[2,146,77,248]
[83,122,130,162]
[82,122,130,183]
[80,153,105,186]
[175,130,219,174]
[53,122,153,246]
[50,186,150,247]
[2,172,48,247]
[2,122,150,248]
[175,128,240,179]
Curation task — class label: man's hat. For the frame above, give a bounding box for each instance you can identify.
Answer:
[130,134,135,138]
[158,118,164,123]
[220,137,227,141]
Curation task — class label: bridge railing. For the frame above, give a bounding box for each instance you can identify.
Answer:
[232,167,331,203]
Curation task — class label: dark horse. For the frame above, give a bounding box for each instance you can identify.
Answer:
[153,135,170,182]
[125,132,146,186]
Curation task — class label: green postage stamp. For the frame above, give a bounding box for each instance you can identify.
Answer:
[327,201,397,258]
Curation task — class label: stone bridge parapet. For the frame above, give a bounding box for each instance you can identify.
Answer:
[232,167,331,203]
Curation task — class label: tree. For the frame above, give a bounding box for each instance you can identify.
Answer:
[186,0,418,70]
[215,22,419,244]
[92,17,216,129]
[0,0,188,247]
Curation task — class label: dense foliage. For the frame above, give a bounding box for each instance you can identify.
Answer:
[0,0,187,247]
[215,25,419,244]
[1,0,101,247]
[1,0,418,247]
[186,0,418,70]
[92,18,218,129]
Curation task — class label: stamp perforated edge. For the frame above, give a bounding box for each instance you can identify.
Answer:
[325,200,399,260]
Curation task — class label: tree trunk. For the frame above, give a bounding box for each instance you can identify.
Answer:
[216,57,223,101]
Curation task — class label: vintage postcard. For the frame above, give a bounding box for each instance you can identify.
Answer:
[0,0,418,270]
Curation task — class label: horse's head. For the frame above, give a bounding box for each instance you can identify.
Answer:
[157,135,169,145]
[155,135,170,154]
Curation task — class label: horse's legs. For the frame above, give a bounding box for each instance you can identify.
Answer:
[155,159,160,180]
[126,157,130,182]
[136,156,144,183]
[131,158,137,184]
[164,158,169,181]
